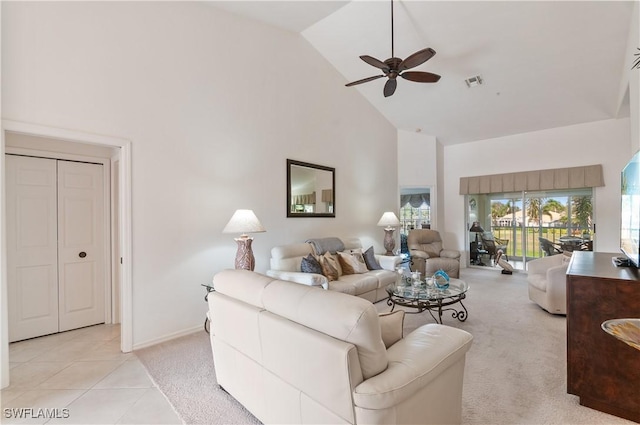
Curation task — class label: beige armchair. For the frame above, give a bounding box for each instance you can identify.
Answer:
[408,229,461,278]
[527,253,570,314]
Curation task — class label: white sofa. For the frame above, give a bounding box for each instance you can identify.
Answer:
[266,237,401,303]
[209,269,474,425]
[526,253,570,315]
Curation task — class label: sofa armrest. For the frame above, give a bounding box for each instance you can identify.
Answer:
[547,263,568,284]
[353,324,473,409]
[440,249,461,260]
[265,270,329,290]
[375,255,402,271]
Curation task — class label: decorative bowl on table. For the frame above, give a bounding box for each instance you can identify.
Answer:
[433,269,450,290]
[601,318,640,351]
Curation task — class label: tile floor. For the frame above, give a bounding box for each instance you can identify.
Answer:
[1,324,182,424]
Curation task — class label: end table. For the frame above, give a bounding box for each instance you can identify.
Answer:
[201,283,215,334]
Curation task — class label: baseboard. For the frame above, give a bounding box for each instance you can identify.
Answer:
[133,324,203,350]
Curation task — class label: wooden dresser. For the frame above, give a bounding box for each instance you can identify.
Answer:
[566,251,640,423]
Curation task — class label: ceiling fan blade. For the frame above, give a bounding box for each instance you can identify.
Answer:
[345,75,385,87]
[400,71,441,83]
[383,79,397,97]
[399,48,436,71]
[360,55,390,72]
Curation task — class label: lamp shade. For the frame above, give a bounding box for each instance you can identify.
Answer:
[469,221,484,233]
[377,212,400,228]
[222,210,266,236]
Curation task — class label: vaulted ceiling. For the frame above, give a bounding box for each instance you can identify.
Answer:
[212,1,634,145]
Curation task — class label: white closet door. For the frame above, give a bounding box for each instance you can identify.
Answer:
[57,160,105,332]
[7,155,59,342]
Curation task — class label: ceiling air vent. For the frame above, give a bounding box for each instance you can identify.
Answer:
[465,75,483,88]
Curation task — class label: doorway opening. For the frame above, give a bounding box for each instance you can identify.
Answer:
[399,187,432,259]
[1,120,132,389]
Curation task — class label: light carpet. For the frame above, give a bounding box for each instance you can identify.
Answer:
[136,267,635,425]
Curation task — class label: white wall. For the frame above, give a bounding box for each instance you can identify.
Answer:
[398,130,437,187]
[397,130,438,228]
[1,2,397,348]
[443,118,631,255]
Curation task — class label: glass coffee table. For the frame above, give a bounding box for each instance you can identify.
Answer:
[386,278,469,324]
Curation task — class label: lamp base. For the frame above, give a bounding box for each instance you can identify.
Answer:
[383,228,396,256]
[234,237,255,271]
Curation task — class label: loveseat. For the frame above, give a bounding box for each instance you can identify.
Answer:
[209,269,474,425]
[266,237,401,303]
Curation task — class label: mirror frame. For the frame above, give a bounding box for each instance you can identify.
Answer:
[287,159,335,218]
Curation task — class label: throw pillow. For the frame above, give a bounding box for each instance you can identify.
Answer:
[363,246,383,270]
[379,310,405,348]
[332,253,343,276]
[319,252,340,282]
[338,251,368,274]
[301,254,323,274]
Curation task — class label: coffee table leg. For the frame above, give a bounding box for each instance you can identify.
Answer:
[427,310,440,324]
[386,296,396,312]
[452,300,468,322]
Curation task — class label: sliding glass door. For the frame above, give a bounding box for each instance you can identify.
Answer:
[467,188,593,270]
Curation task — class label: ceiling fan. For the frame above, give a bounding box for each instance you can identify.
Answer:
[345,0,441,97]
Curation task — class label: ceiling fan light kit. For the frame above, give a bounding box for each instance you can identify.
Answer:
[345,0,441,97]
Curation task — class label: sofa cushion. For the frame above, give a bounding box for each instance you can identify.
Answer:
[338,251,368,274]
[366,269,397,288]
[327,281,357,296]
[270,243,313,272]
[301,254,323,274]
[363,246,383,270]
[213,269,271,309]
[336,273,379,296]
[528,274,547,291]
[261,279,389,380]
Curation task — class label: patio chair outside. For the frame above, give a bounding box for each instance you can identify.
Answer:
[539,237,563,256]
[481,231,509,262]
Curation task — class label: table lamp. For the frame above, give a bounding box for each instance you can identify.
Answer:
[222,209,266,271]
[377,212,400,255]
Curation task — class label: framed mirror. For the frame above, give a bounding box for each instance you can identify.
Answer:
[287,159,335,218]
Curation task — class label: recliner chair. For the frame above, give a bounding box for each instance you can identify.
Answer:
[408,229,461,278]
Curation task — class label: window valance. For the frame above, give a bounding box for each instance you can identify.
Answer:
[401,193,430,208]
[459,164,604,195]
[292,192,316,205]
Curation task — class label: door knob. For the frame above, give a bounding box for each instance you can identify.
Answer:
[79,252,87,258]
